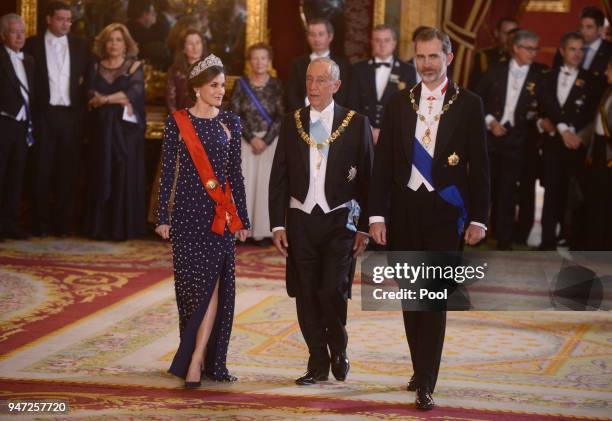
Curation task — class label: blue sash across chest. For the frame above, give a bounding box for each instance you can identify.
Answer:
[412,137,467,235]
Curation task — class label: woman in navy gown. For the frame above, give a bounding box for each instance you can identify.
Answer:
[155,54,250,388]
[86,23,146,240]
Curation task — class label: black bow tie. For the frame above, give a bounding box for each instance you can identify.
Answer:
[374,62,391,68]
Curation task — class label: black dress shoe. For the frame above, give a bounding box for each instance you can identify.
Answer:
[415,388,435,410]
[295,369,328,385]
[406,375,417,391]
[331,352,350,381]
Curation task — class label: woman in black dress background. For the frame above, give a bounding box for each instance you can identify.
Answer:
[86,23,146,240]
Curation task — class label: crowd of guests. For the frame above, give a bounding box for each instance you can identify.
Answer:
[0,1,610,250]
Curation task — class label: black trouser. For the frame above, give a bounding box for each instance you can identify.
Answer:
[389,185,460,392]
[488,129,525,249]
[287,205,355,374]
[515,132,541,244]
[541,138,584,249]
[0,117,28,234]
[32,105,80,234]
[585,135,612,250]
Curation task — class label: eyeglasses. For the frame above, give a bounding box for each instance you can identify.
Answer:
[517,45,539,53]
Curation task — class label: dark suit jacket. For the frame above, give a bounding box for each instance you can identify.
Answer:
[369,82,490,226]
[269,103,374,233]
[538,67,601,135]
[347,57,416,128]
[553,39,612,81]
[475,61,548,132]
[23,33,89,111]
[286,53,350,111]
[0,46,34,119]
[469,46,510,89]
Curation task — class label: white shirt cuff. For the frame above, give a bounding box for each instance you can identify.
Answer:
[536,118,545,134]
[557,123,574,134]
[271,227,285,232]
[369,216,385,225]
[485,114,496,129]
[470,221,487,231]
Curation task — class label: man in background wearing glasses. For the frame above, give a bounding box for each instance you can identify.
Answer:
[475,29,548,250]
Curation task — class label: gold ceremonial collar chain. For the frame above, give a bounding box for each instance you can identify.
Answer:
[294,109,356,150]
[409,82,460,147]
[409,81,460,122]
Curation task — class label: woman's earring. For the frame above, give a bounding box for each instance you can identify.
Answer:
[196,91,200,98]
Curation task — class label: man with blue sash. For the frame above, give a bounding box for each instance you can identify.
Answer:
[269,57,373,386]
[369,28,490,410]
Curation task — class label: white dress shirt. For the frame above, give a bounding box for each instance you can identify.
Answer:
[309,50,330,61]
[4,46,29,121]
[556,65,579,134]
[485,59,529,128]
[595,93,612,136]
[407,77,448,192]
[582,37,602,70]
[369,78,487,231]
[304,50,331,106]
[45,30,71,106]
[374,56,393,101]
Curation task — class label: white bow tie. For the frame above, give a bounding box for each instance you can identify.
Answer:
[310,111,324,121]
[50,37,66,48]
[10,50,24,60]
[510,67,527,79]
[561,66,576,76]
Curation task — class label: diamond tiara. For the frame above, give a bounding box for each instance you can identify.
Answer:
[189,54,224,80]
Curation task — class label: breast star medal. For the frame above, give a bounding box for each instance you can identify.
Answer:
[447,152,460,166]
[347,165,357,182]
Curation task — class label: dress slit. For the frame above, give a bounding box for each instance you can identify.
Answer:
[168,247,232,379]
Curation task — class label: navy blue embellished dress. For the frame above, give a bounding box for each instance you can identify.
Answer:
[156,109,250,380]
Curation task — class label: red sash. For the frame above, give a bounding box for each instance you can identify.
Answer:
[173,109,243,235]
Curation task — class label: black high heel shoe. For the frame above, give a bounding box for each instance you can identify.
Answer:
[185,362,203,389]
[184,379,201,389]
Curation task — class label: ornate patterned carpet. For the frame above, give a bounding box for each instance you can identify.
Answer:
[0,238,611,420]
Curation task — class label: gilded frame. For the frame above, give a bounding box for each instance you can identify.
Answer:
[524,0,571,13]
[372,0,441,60]
[18,0,37,37]
[18,0,269,139]
[18,0,269,49]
